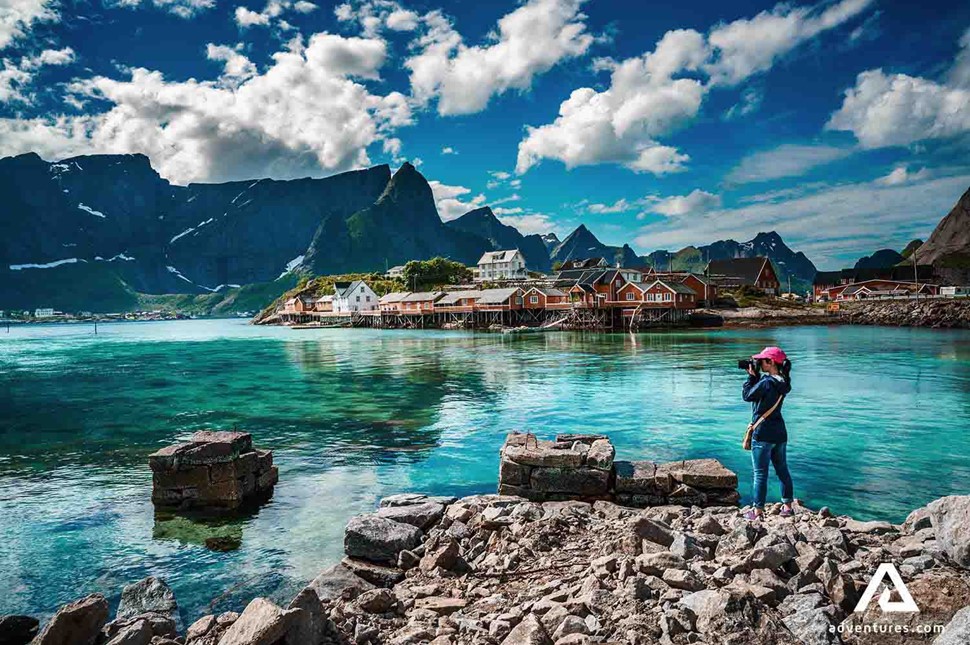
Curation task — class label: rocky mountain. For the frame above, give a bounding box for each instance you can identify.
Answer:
[540,233,561,251]
[853,249,905,269]
[642,231,817,292]
[550,225,640,267]
[445,207,551,271]
[901,239,923,259]
[0,155,502,311]
[913,186,970,281]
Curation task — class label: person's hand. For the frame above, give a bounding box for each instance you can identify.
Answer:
[747,364,757,377]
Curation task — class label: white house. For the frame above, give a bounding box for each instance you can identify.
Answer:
[385,265,406,279]
[333,280,379,313]
[34,308,55,318]
[476,250,527,281]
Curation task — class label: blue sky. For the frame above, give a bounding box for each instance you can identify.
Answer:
[2,0,969,268]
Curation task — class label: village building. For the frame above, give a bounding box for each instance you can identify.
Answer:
[813,265,935,301]
[399,291,444,313]
[333,280,379,313]
[34,308,55,318]
[385,265,406,279]
[823,279,937,301]
[379,292,408,313]
[477,250,528,281]
[705,257,780,295]
[651,272,717,306]
[313,295,333,312]
[523,287,568,309]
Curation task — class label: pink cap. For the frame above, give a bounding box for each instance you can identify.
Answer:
[752,346,787,363]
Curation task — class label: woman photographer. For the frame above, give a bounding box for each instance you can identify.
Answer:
[741,346,793,520]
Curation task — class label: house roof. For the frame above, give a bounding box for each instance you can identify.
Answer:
[379,292,408,303]
[651,280,697,295]
[478,250,520,265]
[334,280,371,298]
[476,288,521,304]
[813,270,842,286]
[525,286,566,297]
[706,257,772,285]
[436,290,481,305]
[558,257,607,271]
[400,291,444,303]
[553,268,613,288]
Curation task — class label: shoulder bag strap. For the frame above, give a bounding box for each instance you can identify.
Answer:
[750,394,784,431]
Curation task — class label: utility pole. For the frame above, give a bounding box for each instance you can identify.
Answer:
[913,253,919,302]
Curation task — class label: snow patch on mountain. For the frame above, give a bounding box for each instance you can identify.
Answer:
[78,203,106,218]
[10,258,82,270]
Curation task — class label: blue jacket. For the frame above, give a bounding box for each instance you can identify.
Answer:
[742,373,791,443]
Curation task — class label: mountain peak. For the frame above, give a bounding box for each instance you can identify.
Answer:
[459,206,497,222]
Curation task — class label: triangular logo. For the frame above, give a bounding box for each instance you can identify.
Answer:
[854,563,920,613]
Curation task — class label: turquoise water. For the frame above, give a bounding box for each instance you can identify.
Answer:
[2,320,970,621]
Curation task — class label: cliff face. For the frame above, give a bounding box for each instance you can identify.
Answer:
[445,207,551,271]
[913,186,970,283]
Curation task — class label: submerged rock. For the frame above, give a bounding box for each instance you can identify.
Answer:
[0,615,39,645]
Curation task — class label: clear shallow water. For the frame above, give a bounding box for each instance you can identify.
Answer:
[2,320,970,621]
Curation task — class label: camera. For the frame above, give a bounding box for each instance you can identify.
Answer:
[737,359,757,371]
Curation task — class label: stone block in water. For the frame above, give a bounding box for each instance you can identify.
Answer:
[530,466,610,496]
[661,458,738,490]
[149,430,276,511]
[614,461,674,495]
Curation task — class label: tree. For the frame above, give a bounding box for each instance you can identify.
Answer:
[401,258,473,291]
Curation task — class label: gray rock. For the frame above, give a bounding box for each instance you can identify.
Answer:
[33,594,109,645]
[661,458,738,489]
[662,569,704,591]
[340,557,404,587]
[501,613,552,645]
[0,615,39,645]
[678,589,730,632]
[305,563,374,602]
[778,592,826,616]
[928,496,970,567]
[344,514,423,564]
[217,598,297,645]
[376,502,445,530]
[739,541,797,572]
[285,588,336,645]
[614,461,673,495]
[843,518,895,535]
[935,606,970,645]
[782,607,839,644]
[903,506,934,533]
[585,439,615,470]
[670,532,710,561]
[103,618,153,645]
[529,467,609,496]
[354,589,397,614]
[117,577,181,631]
[633,517,676,547]
[715,522,759,559]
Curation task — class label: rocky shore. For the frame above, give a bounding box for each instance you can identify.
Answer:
[843,299,970,329]
[6,434,970,645]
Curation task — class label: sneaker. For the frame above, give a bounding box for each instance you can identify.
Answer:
[779,504,795,517]
[743,509,763,521]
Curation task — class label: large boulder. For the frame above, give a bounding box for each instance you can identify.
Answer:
[501,613,552,644]
[217,598,298,645]
[304,563,374,601]
[928,496,970,568]
[0,615,39,645]
[116,576,181,630]
[33,594,109,645]
[935,606,970,645]
[375,502,444,530]
[344,514,423,564]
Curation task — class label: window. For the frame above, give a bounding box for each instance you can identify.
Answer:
[356,296,360,302]
[664,292,671,301]
[625,293,634,301]
[366,296,371,302]
[516,297,523,305]
[530,296,539,304]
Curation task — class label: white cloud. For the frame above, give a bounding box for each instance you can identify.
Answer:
[429,180,485,221]
[587,198,633,214]
[726,144,853,183]
[406,0,594,116]
[385,8,418,31]
[0,33,411,184]
[0,47,75,104]
[724,86,762,120]
[493,206,523,215]
[206,44,257,83]
[440,146,456,155]
[634,173,970,268]
[0,0,58,50]
[645,189,722,217]
[234,0,315,28]
[875,165,931,186]
[115,0,216,19]
[496,212,557,235]
[827,29,970,148]
[516,0,871,175]
[491,193,520,205]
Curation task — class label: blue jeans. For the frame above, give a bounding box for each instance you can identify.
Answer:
[751,440,794,509]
